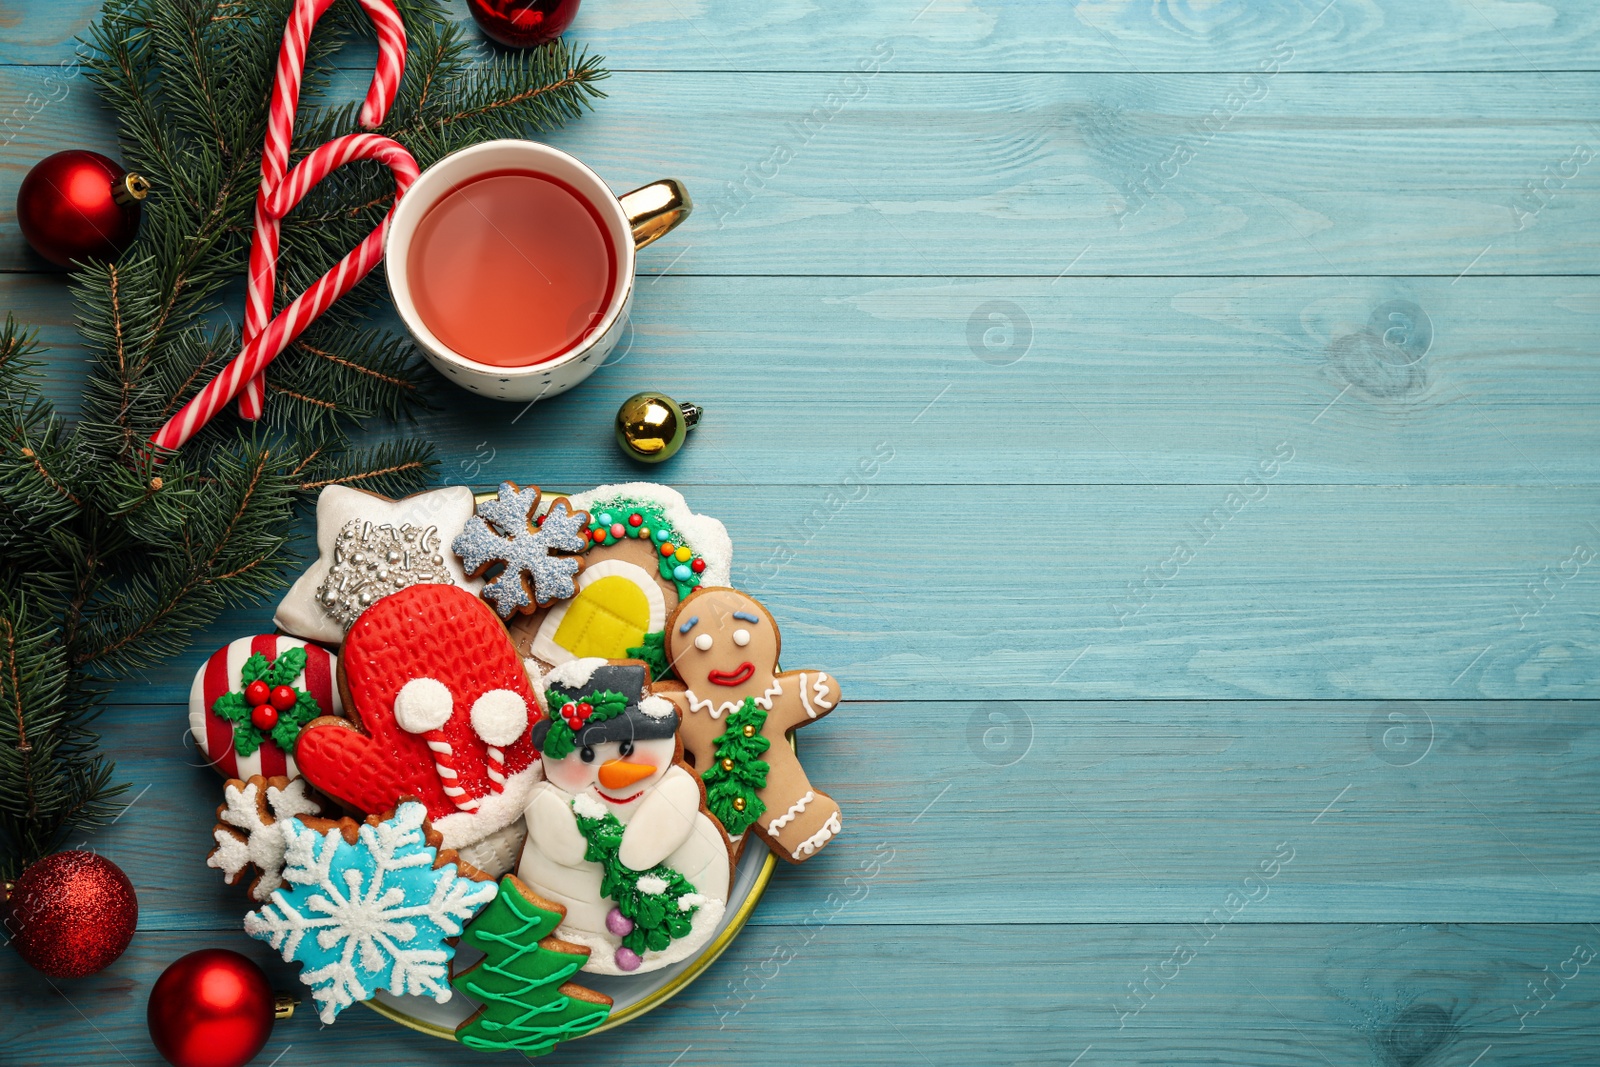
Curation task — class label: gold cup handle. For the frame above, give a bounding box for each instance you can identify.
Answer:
[619,179,692,250]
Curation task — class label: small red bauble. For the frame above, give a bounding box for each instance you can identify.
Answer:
[16,150,149,268]
[268,685,297,711]
[243,680,270,706]
[250,704,279,730]
[467,0,580,48]
[2,850,137,978]
[148,949,278,1067]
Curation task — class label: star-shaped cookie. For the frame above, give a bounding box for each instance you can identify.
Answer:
[274,485,485,643]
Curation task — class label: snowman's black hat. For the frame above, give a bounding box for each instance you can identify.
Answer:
[532,662,677,750]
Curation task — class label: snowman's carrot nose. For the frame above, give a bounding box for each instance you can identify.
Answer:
[599,760,657,789]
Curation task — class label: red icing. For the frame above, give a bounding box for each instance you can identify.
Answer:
[708,662,756,687]
[294,584,540,822]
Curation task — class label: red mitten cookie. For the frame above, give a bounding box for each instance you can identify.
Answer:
[294,583,543,852]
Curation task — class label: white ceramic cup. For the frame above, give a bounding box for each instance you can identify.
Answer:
[385,139,690,402]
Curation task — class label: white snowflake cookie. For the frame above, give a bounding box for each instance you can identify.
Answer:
[208,775,324,901]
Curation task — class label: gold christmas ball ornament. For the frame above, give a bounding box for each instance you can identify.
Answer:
[615,391,700,463]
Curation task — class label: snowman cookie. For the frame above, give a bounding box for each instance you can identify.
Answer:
[659,588,843,863]
[516,660,733,975]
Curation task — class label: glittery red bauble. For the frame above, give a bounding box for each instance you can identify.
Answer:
[467,0,581,47]
[16,150,148,268]
[148,950,276,1067]
[2,851,137,978]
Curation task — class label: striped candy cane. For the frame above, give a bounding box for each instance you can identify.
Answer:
[152,135,419,451]
[150,0,415,450]
[425,733,481,812]
[238,0,408,422]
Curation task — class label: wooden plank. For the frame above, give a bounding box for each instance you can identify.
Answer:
[94,697,1600,929]
[95,483,1600,702]
[7,0,1600,73]
[5,271,1600,485]
[7,69,1600,275]
[4,925,1596,1065]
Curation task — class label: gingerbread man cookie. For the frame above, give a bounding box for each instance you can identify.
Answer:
[658,588,843,863]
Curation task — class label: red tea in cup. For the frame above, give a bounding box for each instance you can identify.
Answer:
[404,170,617,368]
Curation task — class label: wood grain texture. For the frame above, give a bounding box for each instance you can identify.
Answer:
[5,926,1597,1066]
[5,0,1600,72]
[9,271,1600,484]
[5,68,1600,275]
[89,698,1600,929]
[91,483,1600,702]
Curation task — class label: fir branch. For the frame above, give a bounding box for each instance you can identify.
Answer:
[0,0,607,874]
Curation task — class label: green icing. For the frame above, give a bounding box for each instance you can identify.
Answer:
[453,877,611,1055]
[701,697,770,836]
[210,647,321,756]
[540,689,628,760]
[626,629,672,682]
[572,802,699,954]
[586,497,704,598]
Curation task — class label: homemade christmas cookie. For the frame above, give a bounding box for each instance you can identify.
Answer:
[188,635,342,780]
[208,775,324,902]
[452,481,590,619]
[659,588,843,863]
[293,583,541,866]
[274,485,484,644]
[516,660,733,975]
[245,801,498,1023]
[452,875,613,1053]
[509,482,732,677]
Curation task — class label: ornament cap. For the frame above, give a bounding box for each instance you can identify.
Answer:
[113,172,151,205]
[274,993,299,1020]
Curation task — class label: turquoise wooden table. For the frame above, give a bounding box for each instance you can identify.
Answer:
[5,1,1600,1063]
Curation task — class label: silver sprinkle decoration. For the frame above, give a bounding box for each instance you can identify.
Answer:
[316,519,455,628]
[451,484,589,618]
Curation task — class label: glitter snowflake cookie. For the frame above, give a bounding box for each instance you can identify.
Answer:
[208,775,324,902]
[452,482,590,618]
[244,800,498,1023]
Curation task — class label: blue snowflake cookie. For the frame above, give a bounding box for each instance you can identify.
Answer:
[244,800,498,1023]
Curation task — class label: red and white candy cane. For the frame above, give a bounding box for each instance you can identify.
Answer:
[150,0,415,450]
[238,0,408,422]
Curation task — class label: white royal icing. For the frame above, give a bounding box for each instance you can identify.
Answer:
[274,485,482,643]
[683,677,784,721]
[766,790,814,834]
[791,810,842,861]
[562,482,733,588]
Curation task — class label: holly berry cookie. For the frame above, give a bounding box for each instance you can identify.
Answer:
[189,635,343,780]
[658,588,844,863]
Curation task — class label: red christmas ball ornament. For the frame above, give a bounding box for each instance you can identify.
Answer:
[148,949,290,1067]
[467,0,581,48]
[1,850,137,978]
[16,150,149,268]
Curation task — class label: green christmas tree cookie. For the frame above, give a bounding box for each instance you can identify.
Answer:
[453,876,612,1055]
